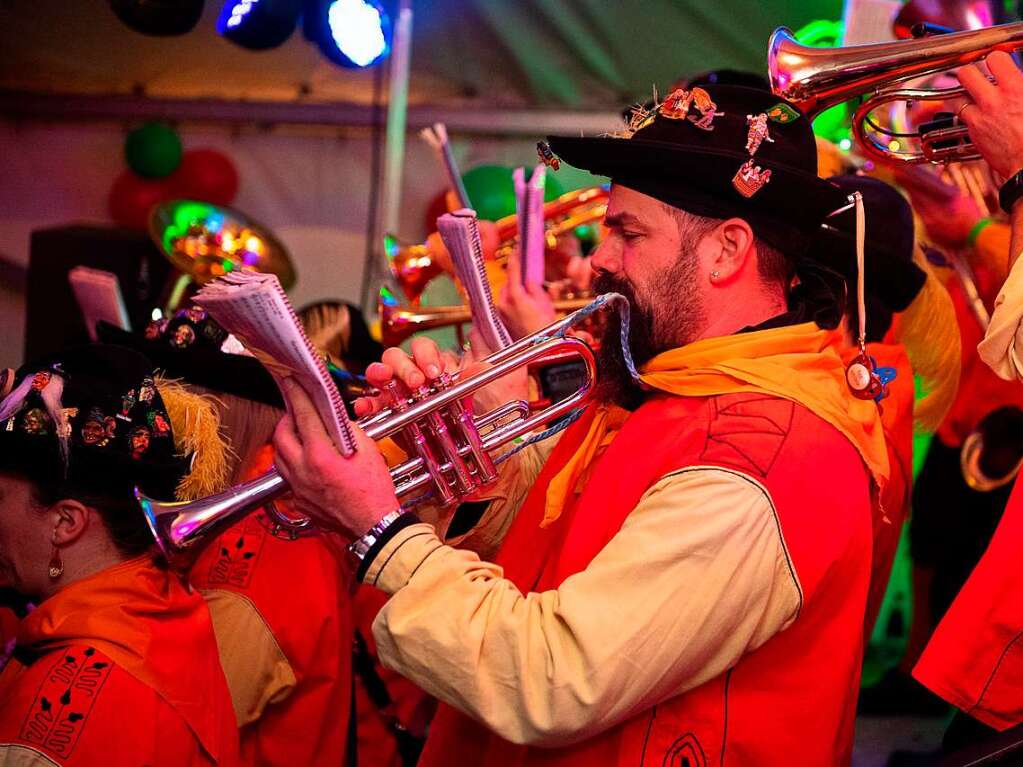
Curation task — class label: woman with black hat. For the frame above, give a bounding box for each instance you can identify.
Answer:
[270,84,892,766]
[100,310,362,767]
[0,345,238,766]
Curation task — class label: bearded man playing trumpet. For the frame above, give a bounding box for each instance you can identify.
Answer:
[273,85,889,766]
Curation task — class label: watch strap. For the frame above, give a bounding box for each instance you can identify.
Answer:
[999,168,1023,215]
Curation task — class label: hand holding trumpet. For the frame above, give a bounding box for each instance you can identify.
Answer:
[957,51,1023,181]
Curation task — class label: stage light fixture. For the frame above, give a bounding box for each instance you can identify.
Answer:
[109,0,205,36]
[306,0,391,68]
[218,0,303,50]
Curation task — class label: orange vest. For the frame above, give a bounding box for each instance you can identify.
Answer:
[914,474,1023,730]
[0,558,238,766]
[420,391,874,767]
[189,444,354,767]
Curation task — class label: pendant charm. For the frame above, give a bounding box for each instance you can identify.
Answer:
[846,353,883,401]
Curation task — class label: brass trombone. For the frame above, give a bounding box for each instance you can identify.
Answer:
[768,21,1023,163]
[386,186,608,306]
[380,296,592,347]
[138,295,620,573]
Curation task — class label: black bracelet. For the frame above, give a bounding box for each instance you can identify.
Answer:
[999,167,1023,215]
[354,512,422,582]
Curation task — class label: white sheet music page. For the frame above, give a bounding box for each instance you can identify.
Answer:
[194,271,356,455]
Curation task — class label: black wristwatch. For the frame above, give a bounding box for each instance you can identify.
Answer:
[999,167,1023,215]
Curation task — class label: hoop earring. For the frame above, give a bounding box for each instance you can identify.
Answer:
[48,534,63,580]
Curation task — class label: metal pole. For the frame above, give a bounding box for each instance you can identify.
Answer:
[361,0,413,313]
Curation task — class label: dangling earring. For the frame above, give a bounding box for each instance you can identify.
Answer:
[48,533,63,580]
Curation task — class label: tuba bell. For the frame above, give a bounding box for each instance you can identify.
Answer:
[768,21,1023,163]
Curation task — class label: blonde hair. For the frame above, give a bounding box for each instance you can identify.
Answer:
[183,385,284,484]
[893,247,961,434]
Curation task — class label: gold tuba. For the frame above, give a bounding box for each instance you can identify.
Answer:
[138,294,625,573]
[768,21,1023,163]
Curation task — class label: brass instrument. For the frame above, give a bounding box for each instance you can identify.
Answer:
[381,186,608,341]
[149,200,296,312]
[380,296,591,347]
[138,295,620,572]
[387,186,608,305]
[768,21,1023,163]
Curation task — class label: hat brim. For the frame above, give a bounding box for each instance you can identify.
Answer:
[97,323,284,408]
[547,135,849,242]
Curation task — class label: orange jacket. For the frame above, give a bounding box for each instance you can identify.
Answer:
[914,475,1023,730]
[0,557,238,766]
[421,391,874,766]
[190,444,354,767]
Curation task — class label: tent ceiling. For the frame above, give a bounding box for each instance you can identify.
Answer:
[0,0,843,110]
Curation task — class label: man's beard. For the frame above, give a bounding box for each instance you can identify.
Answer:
[591,249,704,408]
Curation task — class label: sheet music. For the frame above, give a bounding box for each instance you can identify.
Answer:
[194,271,355,455]
[68,266,131,341]
[514,165,547,289]
[437,209,513,351]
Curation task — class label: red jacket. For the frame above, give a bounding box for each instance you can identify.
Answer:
[190,445,354,767]
[914,475,1023,730]
[420,391,874,766]
[0,558,238,766]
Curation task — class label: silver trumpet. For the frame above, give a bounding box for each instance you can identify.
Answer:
[768,21,1023,163]
[138,296,617,573]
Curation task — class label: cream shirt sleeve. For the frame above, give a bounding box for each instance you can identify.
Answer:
[978,249,1023,381]
[421,436,559,559]
[364,467,802,747]
[0,746,61,767]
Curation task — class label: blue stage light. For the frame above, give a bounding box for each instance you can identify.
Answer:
[308,0,391,68]
[217,0,302,50]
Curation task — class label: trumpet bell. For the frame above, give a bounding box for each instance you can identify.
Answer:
[384,234,444,306]
[138,470,303,573]
[768,22,1023,163]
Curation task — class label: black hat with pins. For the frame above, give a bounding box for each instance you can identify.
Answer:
[544,84,849,254]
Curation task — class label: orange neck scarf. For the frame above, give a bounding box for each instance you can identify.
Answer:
[544,321,889,525]
[17,556,227,757]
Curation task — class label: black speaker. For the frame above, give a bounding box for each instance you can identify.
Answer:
[24,225,172,362]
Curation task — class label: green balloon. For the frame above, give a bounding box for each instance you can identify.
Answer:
[461,165,516,222]
[125,122,182,179]
[543,172,564,202]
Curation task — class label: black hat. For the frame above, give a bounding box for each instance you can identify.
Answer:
[547,85,848,253]
[97,307,284,408]
[0,345,188,502]
[815,175,926,313]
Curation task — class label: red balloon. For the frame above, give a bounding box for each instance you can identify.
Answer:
[108,170,173,230]
[169,149,239,205]
[423,189,450,234]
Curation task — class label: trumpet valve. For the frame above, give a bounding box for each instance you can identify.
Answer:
[386,381,458,506]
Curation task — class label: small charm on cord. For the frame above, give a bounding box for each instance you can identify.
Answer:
[846,350,884,401]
